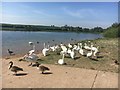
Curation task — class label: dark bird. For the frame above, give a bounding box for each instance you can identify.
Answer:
[114,60,120,65]
[37,41,39,44]
[36,62,50,74]
[9,61,23,75]
[7,49,14,55]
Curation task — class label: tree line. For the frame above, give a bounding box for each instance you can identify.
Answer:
[1,23,104,33]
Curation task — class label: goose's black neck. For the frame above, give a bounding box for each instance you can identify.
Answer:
[9,62,13,69]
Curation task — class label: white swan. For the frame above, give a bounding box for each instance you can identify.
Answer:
[68,43,72,48]
[42,48,49,56]
[79,45,84,56]
[58,54,65,65]
[29,45,35,55]
[70,49,75,59]
[87,49,93,58]
[23,53,39,66]
[84,43,91,50]
[50,46,56,51]
[60,44,67,52]
[67,48,71,54]
[42,43,49,56]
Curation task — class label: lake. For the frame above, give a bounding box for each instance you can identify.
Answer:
[1,31,103,57]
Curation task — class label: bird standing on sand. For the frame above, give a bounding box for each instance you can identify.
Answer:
[9,61,23,75]
[36,62,50,74]
[7,49,14,55]
[23,53,39,66]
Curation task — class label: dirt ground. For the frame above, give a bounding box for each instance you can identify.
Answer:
[1,57,118,88]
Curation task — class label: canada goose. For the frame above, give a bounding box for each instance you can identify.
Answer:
[36,62,50,74]
[9,61,23,75]
[7,49,14,55]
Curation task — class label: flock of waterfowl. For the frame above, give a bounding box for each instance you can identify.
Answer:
[7,39,119,76]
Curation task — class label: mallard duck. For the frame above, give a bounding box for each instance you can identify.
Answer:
[9,61,23,75]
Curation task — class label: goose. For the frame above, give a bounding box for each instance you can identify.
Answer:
[70,49,75,59]
[87,49,93,58]
[36,62,50,74]
[23,53,39,66]
[7,49,14,55]
[58,54,65,65]
[9,61,23,75]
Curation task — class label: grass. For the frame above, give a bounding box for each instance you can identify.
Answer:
[31,38,119,73]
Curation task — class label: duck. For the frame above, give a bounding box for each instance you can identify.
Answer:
[9,61,23,75]
[7,49,14,55]
[58,54,65,65]
[36,62,50,74]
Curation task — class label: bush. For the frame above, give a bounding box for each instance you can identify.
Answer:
[103,23,120,38]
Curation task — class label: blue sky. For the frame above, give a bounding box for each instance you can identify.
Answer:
[2,2,118,28]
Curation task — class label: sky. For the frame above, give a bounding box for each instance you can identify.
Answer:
[1,2,118,28]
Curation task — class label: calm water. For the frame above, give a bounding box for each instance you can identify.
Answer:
[2,31,103,57]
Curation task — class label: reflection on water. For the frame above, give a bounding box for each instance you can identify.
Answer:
[2,31,103,57]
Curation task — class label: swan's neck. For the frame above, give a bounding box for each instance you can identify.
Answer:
[62,54,65,60]
[44,43,46,49]
[33,45,35,50]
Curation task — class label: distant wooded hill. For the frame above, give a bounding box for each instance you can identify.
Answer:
[1,23,120,38]
[1,23,104,33]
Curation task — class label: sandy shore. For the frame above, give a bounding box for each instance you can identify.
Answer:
[1,54,118,88]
